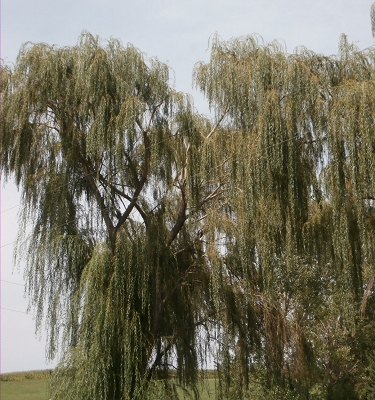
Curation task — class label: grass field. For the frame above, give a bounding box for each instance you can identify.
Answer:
[0,371,218,399]
[1,370,52,400]
[1,379,50,400]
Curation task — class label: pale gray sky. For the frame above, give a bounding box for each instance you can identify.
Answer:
[1,0,374,373]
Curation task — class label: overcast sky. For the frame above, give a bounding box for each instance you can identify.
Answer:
[1,0,374,373]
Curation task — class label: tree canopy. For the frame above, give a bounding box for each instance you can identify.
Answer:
[194,32,375,399]
[2,17,375,400]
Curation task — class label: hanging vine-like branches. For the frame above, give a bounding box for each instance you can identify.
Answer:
[2,24,375,399]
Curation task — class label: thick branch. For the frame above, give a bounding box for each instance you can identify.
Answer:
[146,101,164,132]
[124,152,140,186]
[147,341,173,382]
[115,130,150,230]
[161,262,198,309]
[80,158,116,250]
[98,173,148,227]
[59,120,118,246]
[167,184,187,245]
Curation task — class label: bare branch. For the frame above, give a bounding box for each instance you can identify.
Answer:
[98,173,148,227]
[198,184,225,208]
[206,105,229,139]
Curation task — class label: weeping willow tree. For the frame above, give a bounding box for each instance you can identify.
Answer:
[3,11,375,400]
[193,30,375,398]
[1,32,230,399]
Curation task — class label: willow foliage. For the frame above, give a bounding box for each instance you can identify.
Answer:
[3,19,375,400]
[194,33,375,397]
[2,32,223,399]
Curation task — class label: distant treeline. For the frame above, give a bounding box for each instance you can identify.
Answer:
[0,369,53,382]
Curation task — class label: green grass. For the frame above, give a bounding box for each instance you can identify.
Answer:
[0,370,218,400]
[1,379,50,400]
[188,378,217,400]
[1,370,52,400]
